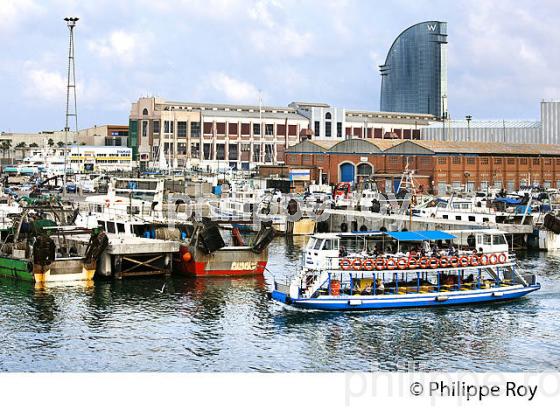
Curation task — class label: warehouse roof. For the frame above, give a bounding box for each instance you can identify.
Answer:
[287,138,560,156]
[423,119,541,129]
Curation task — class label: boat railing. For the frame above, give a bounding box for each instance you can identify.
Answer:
[320,251,513,272]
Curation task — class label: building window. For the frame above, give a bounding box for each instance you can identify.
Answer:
[142,108,148,116]
[216,144,225,160]
[265,124,274,136]
[142,120,148,138]
[241,143,251,152]
[153,120,160,134]
[337,122,342,138]
[264,144,274,162]
[203,143,212,160]
[228,144,238,160]
[520,158,527,165]
[452,157,461,165]
[164,120,174,133]
[241,123,250,135]
[495,158,502,164]
[357,163,373,176]
[480,157,489,165]
[314,121,320,137]
[228,123,238,135]
[191,143,200,158]
[191,122,201,138]
[253,123,261,135]
[203,122,213,134]
[325,121,332,137]
[216,123,226,135]
[507,158,515,165]
[533,158,540,165]
[466,157,475,165]
[325,112,332,120]
[253,144,261,162]
[177,121,187,138]
[437,157,447,164]
[177,143,187,155]
[544,158,552,165]
[507,180,515,191]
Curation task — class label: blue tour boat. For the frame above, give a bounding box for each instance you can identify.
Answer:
[270,230,540,310]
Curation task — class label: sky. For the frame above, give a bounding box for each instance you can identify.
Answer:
[1,0,559,132]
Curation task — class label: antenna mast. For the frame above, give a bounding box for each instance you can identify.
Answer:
[63,16,79,186]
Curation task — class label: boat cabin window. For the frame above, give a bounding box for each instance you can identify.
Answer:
[483,235,492,245]
[313,239,323,250]
[117,223,125,233]
[468,216,475,222]
[107,221,116,234]
[492,235,507,245]
[322,239,337,250]
[455,215,461,221]
[98,221,106,230]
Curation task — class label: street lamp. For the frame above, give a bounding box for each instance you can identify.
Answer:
[441,94,447,141]
[465,115,472,142]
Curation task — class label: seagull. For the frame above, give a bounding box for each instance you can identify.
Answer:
[155,282,166,293]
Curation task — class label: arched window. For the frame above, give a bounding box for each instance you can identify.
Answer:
[142,108,149,116]
[325,112,332,137]
[357,163,373,176]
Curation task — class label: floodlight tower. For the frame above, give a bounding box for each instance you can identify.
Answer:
[63,16,79,184]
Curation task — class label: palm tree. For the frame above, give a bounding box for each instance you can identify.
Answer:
[29,142,39,148]
[57,141,65,148]
[15,142,26,148]
[1,140,12,158]
[48,138,54,147]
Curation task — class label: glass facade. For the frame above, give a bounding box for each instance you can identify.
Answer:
[380,21,448,118]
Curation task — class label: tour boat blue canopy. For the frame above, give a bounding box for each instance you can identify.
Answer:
[386,230,456,242]
[494,197,522,205]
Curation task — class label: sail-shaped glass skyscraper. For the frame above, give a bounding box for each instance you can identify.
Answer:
[380,21,448,118]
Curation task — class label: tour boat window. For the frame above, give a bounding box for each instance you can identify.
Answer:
[442,215,448,219]
[483,235,492,245]
[455,215,461,221]
[323,239,336,250]
[307,238,317,249]
[483,218,489,223]
[313,239,323,250]
[117,223,125,233]
[107,222,116,234]
[493,235,507,245]
[468,216,475,222]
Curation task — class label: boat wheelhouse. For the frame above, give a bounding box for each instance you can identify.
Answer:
[271,229,540,310]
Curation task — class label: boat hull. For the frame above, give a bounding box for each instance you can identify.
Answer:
[175,245,267,276]
[271,284,541,311]
[0,256,95,283]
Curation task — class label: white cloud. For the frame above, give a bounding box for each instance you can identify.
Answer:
[0,0,44,33]
[204,72,260,103]
[88,30,147,65]
[24,68,67,102]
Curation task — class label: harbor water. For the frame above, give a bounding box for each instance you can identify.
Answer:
[1,237,559,372]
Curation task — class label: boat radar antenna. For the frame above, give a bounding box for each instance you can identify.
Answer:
[63,16,79,193]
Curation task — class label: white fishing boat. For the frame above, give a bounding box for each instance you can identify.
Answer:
[271,229,540,310]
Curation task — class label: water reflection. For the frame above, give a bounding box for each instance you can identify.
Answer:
[0,243,559,372]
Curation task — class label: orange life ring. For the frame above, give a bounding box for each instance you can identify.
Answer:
[488,253,498,265]
[352,258,363,270]
[429,257,439,269]
[386,258,397,270]
[408,257,419,269]
[362,258,374,271]
[497,253,507,264]
[375,258,386,270]
[459,256,469,267]
[449,256,459,268]
[397,258,408,270]
[469,255,480,266]
[439,256,449,268]
[479,254,489,265]
[419,257,430,269]
[340,258,352,270]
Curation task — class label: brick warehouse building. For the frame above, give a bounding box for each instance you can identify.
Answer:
[284,139,560,194]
